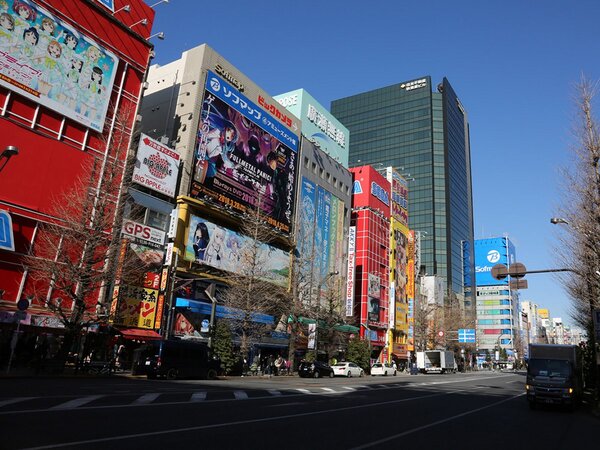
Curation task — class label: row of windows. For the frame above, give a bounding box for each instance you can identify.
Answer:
[303,156,351,196]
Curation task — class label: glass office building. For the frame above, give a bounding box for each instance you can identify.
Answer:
[332,77,475,309]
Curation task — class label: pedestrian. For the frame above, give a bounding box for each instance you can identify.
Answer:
[274,355,284,376]
[285,358,292,375]
[267,354,274,377]
[115,343,125,371]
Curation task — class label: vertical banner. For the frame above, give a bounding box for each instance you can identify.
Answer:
[345,226,356,316]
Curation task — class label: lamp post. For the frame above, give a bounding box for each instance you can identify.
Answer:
[551,217,599,400]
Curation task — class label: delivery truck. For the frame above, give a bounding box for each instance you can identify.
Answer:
[416,350,457,374]
[526,344,583,409]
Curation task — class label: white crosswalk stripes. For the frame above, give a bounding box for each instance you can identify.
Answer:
[190,391,207,402]
[133,393,161,405]
[50,395,103,410]
[233,391,248,400]
[0,397,35,408]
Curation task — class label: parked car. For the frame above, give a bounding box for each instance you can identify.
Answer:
[332,362,364,377]
[298,360,334,378]
[371,362,397,376]
[144,339,220,380]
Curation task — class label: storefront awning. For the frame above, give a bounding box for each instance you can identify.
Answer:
[118,328,162,341]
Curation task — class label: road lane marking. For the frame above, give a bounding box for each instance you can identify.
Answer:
[50,396,103,410]
[321,388,336,393]
[296,388,311,394]
[351,392,526,449]
[20,390,460,449]
[190,392,207,402]
[233,391,248,400]
[0,397,36,408]
[132,394,161,405]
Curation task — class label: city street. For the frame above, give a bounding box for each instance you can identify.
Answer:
[0,371,597,449]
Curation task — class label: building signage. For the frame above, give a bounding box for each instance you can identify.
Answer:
[121,220,166,247]
[132,134,180,198]
[475,238,514,286]
[191,71,298,235]
[277,94,298,108]
[0,1,119,132]
[0,210,15,251]
[371,181,390,206]
[112,285,158,329]
[306,104,346,148]
[95,0,114,11]
[214,64,245,92]
[346,226,356,316]
[258,95,298,131]
[185,214,290,287]
[368,273,380,298]
[387,168,408,228]
[400,78,427,91]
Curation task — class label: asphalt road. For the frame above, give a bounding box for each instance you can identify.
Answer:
[0,371,597,450]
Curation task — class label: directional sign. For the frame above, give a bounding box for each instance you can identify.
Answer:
[458,328,476,343]
[0,210,15,251]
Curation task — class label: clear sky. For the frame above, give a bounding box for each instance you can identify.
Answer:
[146,0,600,326]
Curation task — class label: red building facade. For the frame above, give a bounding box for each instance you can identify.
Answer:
[0,0,155,330]
[350,166,390,359]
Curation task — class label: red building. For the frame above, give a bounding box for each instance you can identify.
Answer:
[0,1,155,333]
[350,166,390,360]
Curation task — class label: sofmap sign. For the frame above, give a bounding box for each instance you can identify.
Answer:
[474,237,515,286]
[191,71,298,235]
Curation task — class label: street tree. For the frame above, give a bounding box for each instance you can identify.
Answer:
[218,197,289,360]
[554,76,600,392]
[213,320,236,375]
[23,108,139,363]
[346,335,370,370]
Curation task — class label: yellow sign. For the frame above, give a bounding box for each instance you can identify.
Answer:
[113,285,158,329]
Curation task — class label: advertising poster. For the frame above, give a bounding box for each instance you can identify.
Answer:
[113,285,158,329]
[387,167,409,231]
[132,134,180,198]
[345,226,356,317]
[0,0,118,131]
[191,71,298,235]
[185,214,290,287]
[298,178,316,256]
[474,238,511,286]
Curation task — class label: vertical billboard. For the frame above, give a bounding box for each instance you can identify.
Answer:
[191,70,298,235]
[345,226,356,317]
[475,237,515,286]
[386,167,409,233]
[297,177,346,302]
[185,214,290,287]
[0,1,119,132]
[407,230,415,351]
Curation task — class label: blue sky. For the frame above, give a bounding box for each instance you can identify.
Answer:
[147,0,600,326]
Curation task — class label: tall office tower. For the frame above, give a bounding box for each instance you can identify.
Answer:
[332,77,475,309]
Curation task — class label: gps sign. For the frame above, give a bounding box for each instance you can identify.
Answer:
[121,220,165,247]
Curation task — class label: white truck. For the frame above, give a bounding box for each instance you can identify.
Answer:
[416,350,457,374]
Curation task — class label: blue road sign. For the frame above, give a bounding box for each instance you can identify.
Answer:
[458,328,476,343]
[0,210,15,251]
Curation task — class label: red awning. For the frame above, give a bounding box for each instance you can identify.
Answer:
[118,328,162,341]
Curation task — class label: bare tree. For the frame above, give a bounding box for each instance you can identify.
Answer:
[555,78,600,327]
[23,108,139,361]
[218,198,289,359]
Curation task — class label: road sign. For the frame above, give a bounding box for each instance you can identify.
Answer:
[438,330,444,337]
[510,279,528,290]
[0,210,15,252]
[458,328,476,343]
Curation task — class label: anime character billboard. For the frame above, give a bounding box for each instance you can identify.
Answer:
[191,71,298,235]
[185,214,290,287]
[0,0,118,132]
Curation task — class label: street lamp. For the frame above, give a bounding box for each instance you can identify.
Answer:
[551,216,599,398]
[0,145,19,172]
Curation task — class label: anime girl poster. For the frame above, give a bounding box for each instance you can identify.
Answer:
[185,214,290,287]
[0,0,118,131]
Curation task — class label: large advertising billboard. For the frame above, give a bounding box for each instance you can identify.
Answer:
[475,237,515,286]
[191,71,298,235]
[297,177,345,301]
[386,167,408,232]
[184,214,290,287]
[132,134,180,198]
[0,0,119,132]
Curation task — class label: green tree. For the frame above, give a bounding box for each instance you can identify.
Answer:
[213,320,236,375]
[346,337,370,371]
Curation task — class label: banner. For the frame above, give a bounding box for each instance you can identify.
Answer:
[185,214,290,287]
[191,71,298,235]
[0,0,118,131]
